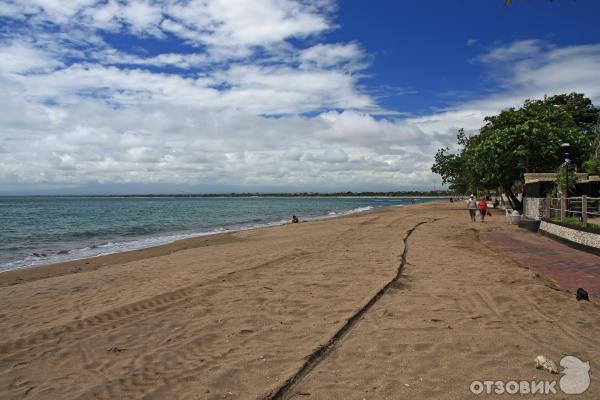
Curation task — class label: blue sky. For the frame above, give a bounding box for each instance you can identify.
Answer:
[1,0,599,194]
[332,0,600,114]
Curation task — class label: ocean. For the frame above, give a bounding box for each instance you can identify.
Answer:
[0,196,446,272]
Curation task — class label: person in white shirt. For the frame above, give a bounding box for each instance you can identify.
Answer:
[467,194,477,222]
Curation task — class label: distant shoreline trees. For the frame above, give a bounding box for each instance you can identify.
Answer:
[431,93,599,210]
[25,191,453,198]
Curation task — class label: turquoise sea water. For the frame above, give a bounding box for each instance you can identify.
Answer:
[0,196,445,271]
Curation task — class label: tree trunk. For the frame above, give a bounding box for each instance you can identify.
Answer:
[502,184,522,210]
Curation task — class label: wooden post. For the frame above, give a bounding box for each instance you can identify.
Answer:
[582,195,587,227]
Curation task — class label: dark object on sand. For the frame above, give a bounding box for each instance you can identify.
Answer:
[107,346,127,353]
[292,215,299,223]
[518,218,541,232]
[576,288,590,301]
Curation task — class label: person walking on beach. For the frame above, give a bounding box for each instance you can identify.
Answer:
[467,195,477,222]
[478,197,488,222]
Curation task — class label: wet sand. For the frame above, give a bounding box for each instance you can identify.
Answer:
[1,202,599,399]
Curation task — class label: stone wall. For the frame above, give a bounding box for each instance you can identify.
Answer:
[523,197,548,220]
[539,220,600,249]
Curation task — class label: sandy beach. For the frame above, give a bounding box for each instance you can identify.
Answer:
[1,202,599,399]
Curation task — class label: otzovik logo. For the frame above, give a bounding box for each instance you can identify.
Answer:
[559,356,590,395]
[470,355,591,395]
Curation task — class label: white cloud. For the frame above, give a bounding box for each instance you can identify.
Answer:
[477,39,547,63]
[123,0,163,31]
[98,51,210,69]
[0,2,599,193]
[511,44,600,99]
[299,42,365,70]
[305,148,348,163]
[24,0,98,23]
[184,0,331,47]
[0,41,64,73]
[2,0,333,59]
[83,0,122,31]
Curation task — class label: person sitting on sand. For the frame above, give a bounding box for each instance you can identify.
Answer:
[478,197,488,222]
[292,215,299,223]
[467,195,477,222]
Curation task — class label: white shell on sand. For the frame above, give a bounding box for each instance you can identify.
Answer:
[535,355,559,374]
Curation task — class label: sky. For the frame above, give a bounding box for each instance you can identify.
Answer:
[1,0,600,194]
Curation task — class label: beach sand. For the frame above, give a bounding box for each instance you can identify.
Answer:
[1,202,599,399]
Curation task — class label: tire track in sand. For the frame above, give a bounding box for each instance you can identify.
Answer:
[263,218,440,400]
[68,216,404,400]
[0,250,314,366]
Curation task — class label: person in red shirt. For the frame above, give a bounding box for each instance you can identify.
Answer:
[478,197,488,222]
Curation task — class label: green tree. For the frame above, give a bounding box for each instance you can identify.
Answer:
[432,93,598,210]
[432,129,482,194]
[583,158,599,174]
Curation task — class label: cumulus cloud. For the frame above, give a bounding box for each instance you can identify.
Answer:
[2,0,333,56]
[299,42,366,71]
[0,41,64,73]
[0,2,599,193]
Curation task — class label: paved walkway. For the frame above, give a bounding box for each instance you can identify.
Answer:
[481,229,600,298]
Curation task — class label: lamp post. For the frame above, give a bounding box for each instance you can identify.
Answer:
[561,143,571,221]
[562,143,571,198]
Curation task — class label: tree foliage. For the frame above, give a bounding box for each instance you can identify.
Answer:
[431,93,599,209]
[431,129,474,194]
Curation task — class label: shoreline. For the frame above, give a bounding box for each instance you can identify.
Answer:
[0,202,411,288]
[2,197,450,274]
[1,202,388,275]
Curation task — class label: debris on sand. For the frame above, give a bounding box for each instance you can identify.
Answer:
[534,355,559,374]
[107,346,128,353]
[576,288,590,301]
